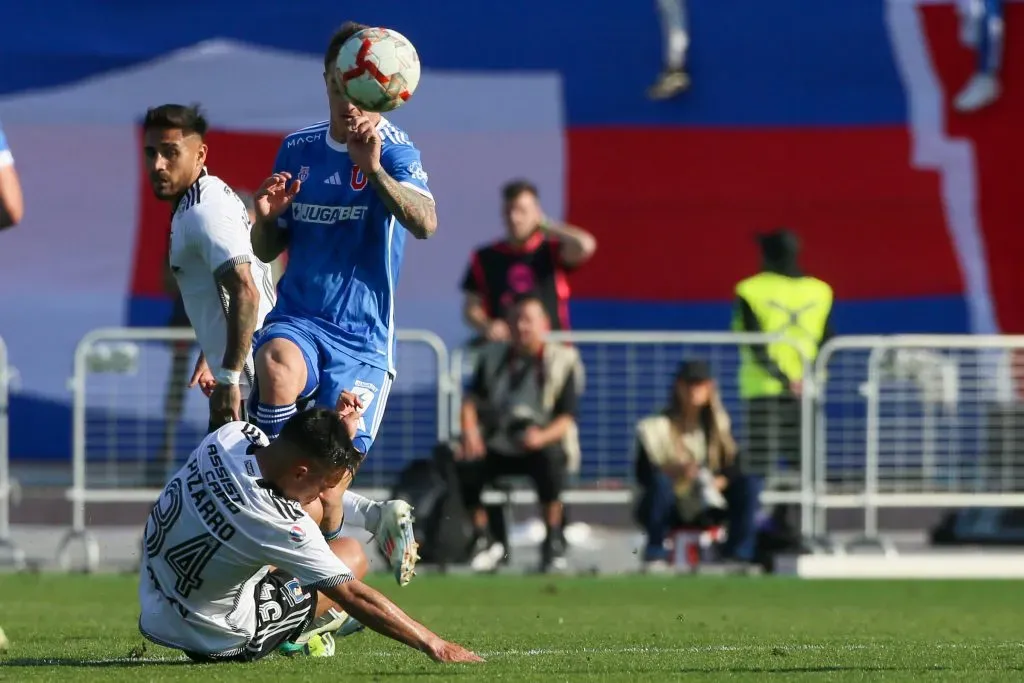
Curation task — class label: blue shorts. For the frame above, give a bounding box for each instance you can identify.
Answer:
[251,320,394,454]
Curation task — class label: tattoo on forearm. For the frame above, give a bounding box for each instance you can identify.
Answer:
[219,272,259,373]
[367,168,437,239]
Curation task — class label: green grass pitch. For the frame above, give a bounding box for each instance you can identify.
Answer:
[1,573,1023,681]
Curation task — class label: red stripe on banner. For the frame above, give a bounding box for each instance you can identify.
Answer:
[565,126,961,302]
[129,128,283,299]
[921,3,1024,332]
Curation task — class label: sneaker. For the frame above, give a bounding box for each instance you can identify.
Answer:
[642,559,673,575]
[954,73,1000,112]
[469,531,505,573]
[373,500,420,586]
[540,531,568,573]
[647,69,690,101]
[278,632,336,658]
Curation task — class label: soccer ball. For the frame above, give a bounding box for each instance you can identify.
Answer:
[336,28,421,113]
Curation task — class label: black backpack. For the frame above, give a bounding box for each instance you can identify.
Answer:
[389,446,475,567]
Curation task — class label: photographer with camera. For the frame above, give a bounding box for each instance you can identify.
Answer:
[451,294,583,574]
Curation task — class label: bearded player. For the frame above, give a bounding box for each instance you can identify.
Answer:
[249,21,434,586]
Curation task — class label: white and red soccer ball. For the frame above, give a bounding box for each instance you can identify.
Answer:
[336,27,421,113]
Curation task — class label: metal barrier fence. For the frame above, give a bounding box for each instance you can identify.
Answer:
[0,334,24,569]
[49,328,1024,567]
[812,335,1024,541]
[451,331,813,528]
[58,327,450,570]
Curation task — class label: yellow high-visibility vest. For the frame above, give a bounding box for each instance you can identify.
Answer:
[733,272,833,398]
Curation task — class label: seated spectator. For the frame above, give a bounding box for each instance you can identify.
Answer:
[634,360,762,572]
[461,179,596,343]
[450,294,583,573]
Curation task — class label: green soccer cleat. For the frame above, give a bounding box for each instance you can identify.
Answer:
[277,608,365,657]
[278,632,335,658]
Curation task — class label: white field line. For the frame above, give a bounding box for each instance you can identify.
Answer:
[25,641,1024,665]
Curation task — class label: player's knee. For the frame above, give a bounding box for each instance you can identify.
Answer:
[256,339,307,402]
[329,536,369,579]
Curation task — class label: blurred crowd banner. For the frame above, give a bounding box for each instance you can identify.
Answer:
[2,0,1024,460]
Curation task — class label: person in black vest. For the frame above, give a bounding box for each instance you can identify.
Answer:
[461,180,596,343]
[453,294,583,573]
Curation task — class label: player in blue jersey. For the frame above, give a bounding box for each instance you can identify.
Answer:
[0,120,25,229]
[249,21,433,586]
[250,19,435,451]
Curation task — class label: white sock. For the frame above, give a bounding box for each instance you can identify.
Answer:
[342,490,382,532]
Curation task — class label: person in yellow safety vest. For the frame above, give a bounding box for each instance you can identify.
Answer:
[732,229,834,480]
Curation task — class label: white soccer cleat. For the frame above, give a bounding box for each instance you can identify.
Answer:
[373,500,420,586]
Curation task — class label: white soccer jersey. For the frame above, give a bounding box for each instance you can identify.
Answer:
[168,170,275,391]
[139,422,354,656]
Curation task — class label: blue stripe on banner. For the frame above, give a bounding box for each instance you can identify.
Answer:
[568,295,971,335]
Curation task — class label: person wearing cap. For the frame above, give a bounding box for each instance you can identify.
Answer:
[634,360,763,571]
[732,229,834,479]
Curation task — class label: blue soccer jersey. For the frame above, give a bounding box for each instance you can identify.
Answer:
[268,118,432,375]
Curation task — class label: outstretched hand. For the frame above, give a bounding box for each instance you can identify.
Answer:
[255,172,301,221]
[427,638,485,663]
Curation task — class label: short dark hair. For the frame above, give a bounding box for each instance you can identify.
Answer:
[142,104,209,138]
[502,179,539,203]
[325,21,371,71]
[279,407,364,475]
[512,293,547,314]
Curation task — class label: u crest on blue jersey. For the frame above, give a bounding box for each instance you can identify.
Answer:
[298,166,310,183]
[351,167,367,191]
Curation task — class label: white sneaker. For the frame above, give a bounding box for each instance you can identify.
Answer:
[954,73,1000,112]
[470,541,506,573]
[373,500,420,586]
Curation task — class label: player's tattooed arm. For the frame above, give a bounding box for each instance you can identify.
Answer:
[215,263,260,373]
[365,169,437,239]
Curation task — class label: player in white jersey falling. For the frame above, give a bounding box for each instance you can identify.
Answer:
[139,404,482,663]
[143,105,417,599]
[143,104,274,431]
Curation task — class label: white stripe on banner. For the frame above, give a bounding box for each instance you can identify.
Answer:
[884,0,997,334]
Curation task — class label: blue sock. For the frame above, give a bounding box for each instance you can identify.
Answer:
[255,402,297,441]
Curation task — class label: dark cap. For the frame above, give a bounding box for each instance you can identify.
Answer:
[675,359,712,383]
[757,229,800,260]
